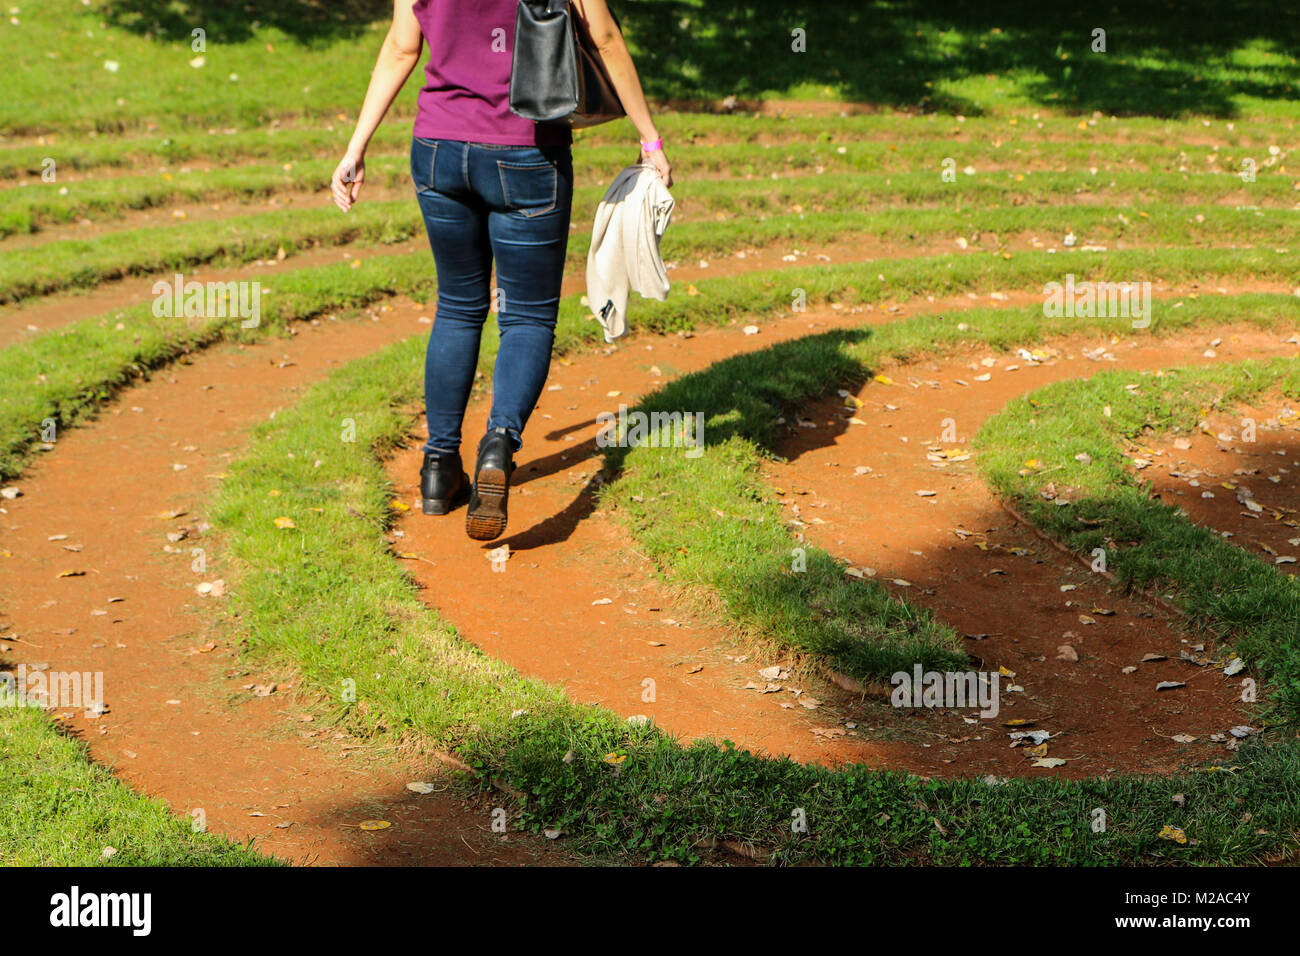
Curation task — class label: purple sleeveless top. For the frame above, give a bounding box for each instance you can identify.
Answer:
[411,0,572,147]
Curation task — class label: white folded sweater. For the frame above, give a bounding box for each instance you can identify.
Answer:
[585,163,674,343]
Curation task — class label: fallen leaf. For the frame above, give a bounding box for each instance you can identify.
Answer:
[1157,824,1188,845]
[811,726,846,739]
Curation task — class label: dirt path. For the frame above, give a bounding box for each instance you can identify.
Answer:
[0,185,410,250]
[1143,395,1300,567]
[388,298,1296,778]
[0,230,985,347]
[765,326,1298,778]
[2,262,1294,869]
[0,239,426,349]
[0,305,568,865]
[391,306,907,768]
[6,211,1289,352]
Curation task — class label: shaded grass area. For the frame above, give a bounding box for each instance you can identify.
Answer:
[624,0,1300,118]
[0,705,275,865]
[976,358,1300,719]
[209,315,1300,864]
[7,1,1300,135]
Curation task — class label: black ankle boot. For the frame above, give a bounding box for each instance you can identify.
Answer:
[466,427,516,541]
[420,450,469,516]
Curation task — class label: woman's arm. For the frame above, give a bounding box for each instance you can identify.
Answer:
[331,0,424,212]
[571,0,673,187]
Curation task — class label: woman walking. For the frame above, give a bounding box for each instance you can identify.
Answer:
[331,0,672,540]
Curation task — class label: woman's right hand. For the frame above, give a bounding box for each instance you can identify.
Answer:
[642,146,673,188]
[331,153,366,212]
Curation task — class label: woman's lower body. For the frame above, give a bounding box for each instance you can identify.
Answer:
[410,137,574,539]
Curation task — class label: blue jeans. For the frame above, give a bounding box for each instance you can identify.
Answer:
[410,137,574,456]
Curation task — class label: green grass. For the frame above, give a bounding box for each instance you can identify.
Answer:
[536,249,1300,371]
[2,153,417,238]
[10,178,1298,305]
[7,0,1300,867]
[0,706,275,865]
[4,109,1296,183]
[0,198,421,303]
[976,358,1300,719]
[203,318,1300,865]
[10,134,1294,236]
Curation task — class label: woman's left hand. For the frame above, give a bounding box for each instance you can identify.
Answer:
[640,146,673,188]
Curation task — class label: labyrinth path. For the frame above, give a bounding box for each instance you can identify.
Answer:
[4,38,1300,864]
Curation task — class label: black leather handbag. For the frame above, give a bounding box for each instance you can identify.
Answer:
[509,0,626,129]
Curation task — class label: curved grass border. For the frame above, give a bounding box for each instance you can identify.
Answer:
[9,185,1298,306]
[598,296,1300,687]
[4,238,1297,483]
[10,162,1298,303]
[9,135,1286,233]
[975,357,1300,719]
[206,303,1300,865]
[0,199,422,304]
[0,704,275,866]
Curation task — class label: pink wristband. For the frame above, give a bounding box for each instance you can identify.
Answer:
[640,138,663,152]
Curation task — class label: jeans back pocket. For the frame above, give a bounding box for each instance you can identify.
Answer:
[497,160,558,217]
[411,138,438,194]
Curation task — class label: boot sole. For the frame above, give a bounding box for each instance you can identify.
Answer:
[466,465,509,541]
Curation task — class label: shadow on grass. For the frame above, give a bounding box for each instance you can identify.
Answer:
[101,1,1300,116]
[603,326,875,475]
[598,326,967,677]
[100,0,391,45]
[630,0,1300,117]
